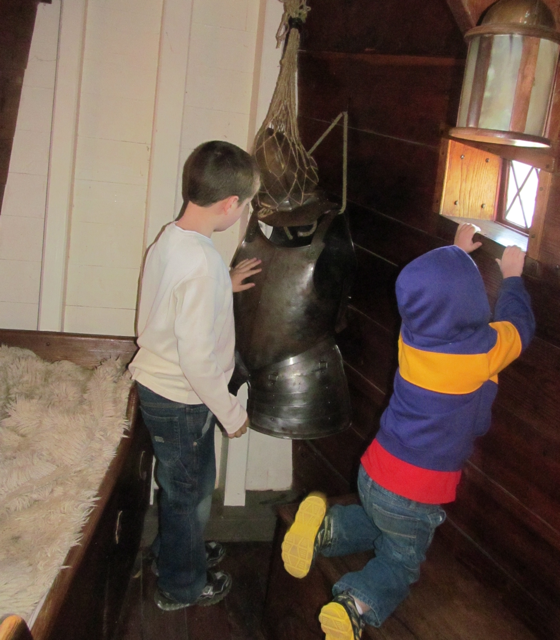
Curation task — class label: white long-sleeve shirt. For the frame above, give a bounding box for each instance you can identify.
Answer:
[129,223,246,435]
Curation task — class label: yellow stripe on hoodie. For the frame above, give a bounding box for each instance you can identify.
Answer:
[398,321,522,395]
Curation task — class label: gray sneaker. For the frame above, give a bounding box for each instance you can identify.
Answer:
[154,569,232,611]
[205,541,226,567]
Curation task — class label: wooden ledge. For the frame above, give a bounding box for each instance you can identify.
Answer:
[267,496,537,639]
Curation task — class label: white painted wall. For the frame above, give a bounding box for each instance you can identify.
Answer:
[0,0,292,494]
[64,0,163,335]
[175,0,261,263]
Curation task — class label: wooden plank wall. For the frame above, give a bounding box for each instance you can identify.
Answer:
[294,1,560,637]
[0,0,41,213]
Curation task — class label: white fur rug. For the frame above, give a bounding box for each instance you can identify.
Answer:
[0,346,132,621]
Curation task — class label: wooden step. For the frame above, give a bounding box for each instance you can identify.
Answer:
[0,616,33,640]
[263,496,538,640]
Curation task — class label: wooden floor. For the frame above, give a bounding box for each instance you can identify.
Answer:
[116,541,272,640]
[114,489,301,640]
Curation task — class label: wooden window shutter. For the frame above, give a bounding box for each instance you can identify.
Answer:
[440,140,501,220]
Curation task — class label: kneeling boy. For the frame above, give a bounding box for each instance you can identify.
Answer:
[282,223,535,638]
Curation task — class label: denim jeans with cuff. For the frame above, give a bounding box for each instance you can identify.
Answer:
[321,465,446,627]
[137,383,216,604]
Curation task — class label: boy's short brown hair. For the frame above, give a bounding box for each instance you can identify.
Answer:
[182,141,259,207]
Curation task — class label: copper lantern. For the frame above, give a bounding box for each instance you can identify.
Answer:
[449,0,560,149]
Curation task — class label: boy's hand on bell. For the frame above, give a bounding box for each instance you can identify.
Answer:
[496,245,526,279]
[230,258,262,292]
[454,223,482,254]
[228,416,249,439]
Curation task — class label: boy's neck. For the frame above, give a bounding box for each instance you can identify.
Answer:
[175,201,221,238]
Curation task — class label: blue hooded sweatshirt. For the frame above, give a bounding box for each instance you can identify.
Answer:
[361,245,535,503]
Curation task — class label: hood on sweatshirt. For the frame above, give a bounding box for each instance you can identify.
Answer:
[396,246,492,353]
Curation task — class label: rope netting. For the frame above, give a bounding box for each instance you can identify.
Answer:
[253,0,319,216]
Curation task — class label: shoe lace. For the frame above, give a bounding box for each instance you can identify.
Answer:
[315,512,333,550]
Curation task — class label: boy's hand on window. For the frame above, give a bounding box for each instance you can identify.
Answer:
[230,258,262,292]
[228,416,249,439]
[496,245,526,279]
[454,223,482,254]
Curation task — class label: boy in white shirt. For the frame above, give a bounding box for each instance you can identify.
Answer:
[129,141,261,610]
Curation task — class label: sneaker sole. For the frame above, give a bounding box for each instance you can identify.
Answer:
[155,576,232,610]
[155,598,190,612]
[154,589,192,611]
[319,602,355,640]
[196,579,231,607]
[281,492,327,579]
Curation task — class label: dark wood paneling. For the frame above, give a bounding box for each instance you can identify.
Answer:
[0,1,37,70]
[0,138,12,175]
[302,119,442,232]
[471,403,560,529]
[348,204,560,349]
[299,52,465,147]
[302,0,466,57]
[294,0,560,636]
[0,0,40,214]
[537,174,560,268]
[344,362,386,409]
[523,273,560,349]
[350,246,400,333]
[0,78,28,140]
[292,440,351,498]
[494,337,560,440]
[312,425,368,485]
[439,519,552,639]
[346,376,385,441]
[348,203,445,266]
[337,307,397,398]
[447,464,560,638]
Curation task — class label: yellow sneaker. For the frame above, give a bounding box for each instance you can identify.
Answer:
[281,492,328,578]
[319,594,365,640]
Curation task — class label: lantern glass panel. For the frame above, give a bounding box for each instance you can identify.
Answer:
[526,37,559,134]
[479,34,523,130]
[457,37,480,127]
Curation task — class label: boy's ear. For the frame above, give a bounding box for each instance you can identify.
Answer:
[222,195,239,214]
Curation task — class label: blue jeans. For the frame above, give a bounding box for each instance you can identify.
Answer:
[321,465,446,627]
[137,383,216,603]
